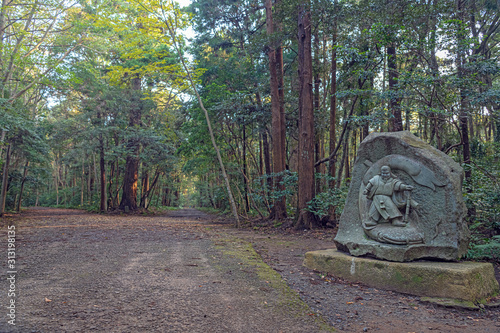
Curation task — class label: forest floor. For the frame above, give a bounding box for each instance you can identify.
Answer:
[0,207,499,333]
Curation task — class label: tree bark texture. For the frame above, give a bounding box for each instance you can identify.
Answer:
[120,76,142,211]
[456,0,472,183]
[16,161,29,212]
[388,44,403,131]
[265,0,287,220]
[0,144,11,216]
[296,3,316,229]
[97,111,107,212]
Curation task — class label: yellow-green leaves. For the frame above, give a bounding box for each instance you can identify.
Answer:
[89,0,197,92]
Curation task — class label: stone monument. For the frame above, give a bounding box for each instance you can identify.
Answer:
[334,131,469,262]
[304,131,499,304]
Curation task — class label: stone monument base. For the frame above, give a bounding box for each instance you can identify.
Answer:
[304,249,499,303]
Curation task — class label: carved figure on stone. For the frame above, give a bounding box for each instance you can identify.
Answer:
[363,165,414,228]
[334,131,469,262]
[360,163,424,245]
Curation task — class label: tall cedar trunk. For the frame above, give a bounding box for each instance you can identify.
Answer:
[140,168,150,209]
[81,161,84,206]
[242,125,249,212]
[428,0,445,149]
[313,31,322,195]
[120,76,142,211]
[256,90,273,212]
[262,131,272,205]
[16,161,29,212]
[328,15,338,221]
[388,43,403,131]
[108,162,115,209]
[329,18,337,189]
[295,3,316,229]
[265,0,287,220]
[456,0,472,183]
[0,144,11,216]
[495,108,500,143]
[97,111,107,212]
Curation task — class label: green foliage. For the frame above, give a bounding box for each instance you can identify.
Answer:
[305,181,349,220]
[467,236,500,262]
[250,170,298,210]
[464,142,500,261]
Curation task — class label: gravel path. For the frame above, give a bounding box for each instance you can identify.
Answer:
[0,208,329,332]
[1,208,499,333]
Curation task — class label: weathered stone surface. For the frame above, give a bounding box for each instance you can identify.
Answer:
[304,249,499,302]
[334,131,469,262]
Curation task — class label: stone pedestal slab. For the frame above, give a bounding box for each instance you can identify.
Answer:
[304,249,499,302]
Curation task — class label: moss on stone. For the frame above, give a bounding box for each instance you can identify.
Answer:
[304,249,499,302]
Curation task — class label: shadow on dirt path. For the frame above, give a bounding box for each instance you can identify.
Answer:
[0,208,330,333]
[1,208,499,333]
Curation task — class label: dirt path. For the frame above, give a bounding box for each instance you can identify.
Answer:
[1,208,499,332]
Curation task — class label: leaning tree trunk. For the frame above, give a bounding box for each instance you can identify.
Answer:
[295,2,317,230]
[164,14,240,226]
[0,144,11,216]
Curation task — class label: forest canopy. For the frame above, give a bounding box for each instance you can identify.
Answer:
[1,0,499,259]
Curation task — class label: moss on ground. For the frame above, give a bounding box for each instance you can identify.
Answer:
[215,238,335,332]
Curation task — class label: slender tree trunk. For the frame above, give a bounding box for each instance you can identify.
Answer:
[242,124,249,212]
[388,44,403,131]
[98,113,107,212]
[328,14,338,221]
[328,34,338,178]
[313,29,322,194]
[139,165,150,209]
[81,160,84,206]
[456,0,472,183]
[256,92,273,212]
[494,105,500,143]
[164,15,239,225]
[296,2,316,229]
[16,161,29,212]
[265,0,287,220]
[56,162,60,206]
[120,76,142,211]
[0,144,11,216]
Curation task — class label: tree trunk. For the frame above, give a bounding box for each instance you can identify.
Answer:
[81,160,84,206]
[256,92,273,212]
[328,15,338,220]
[242,124,249,212]
[494,104,500,143]
[165,13,240,225]
[295,3,316,229]
[0,144,11,216]
[98,113,107,212]
[314,30,322,194]
[16,161,29,212]
[120,76,142,211]
[265,0,287,220]
[140,168,150,209]
[388,43,403,131]
[456,0,472,183]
